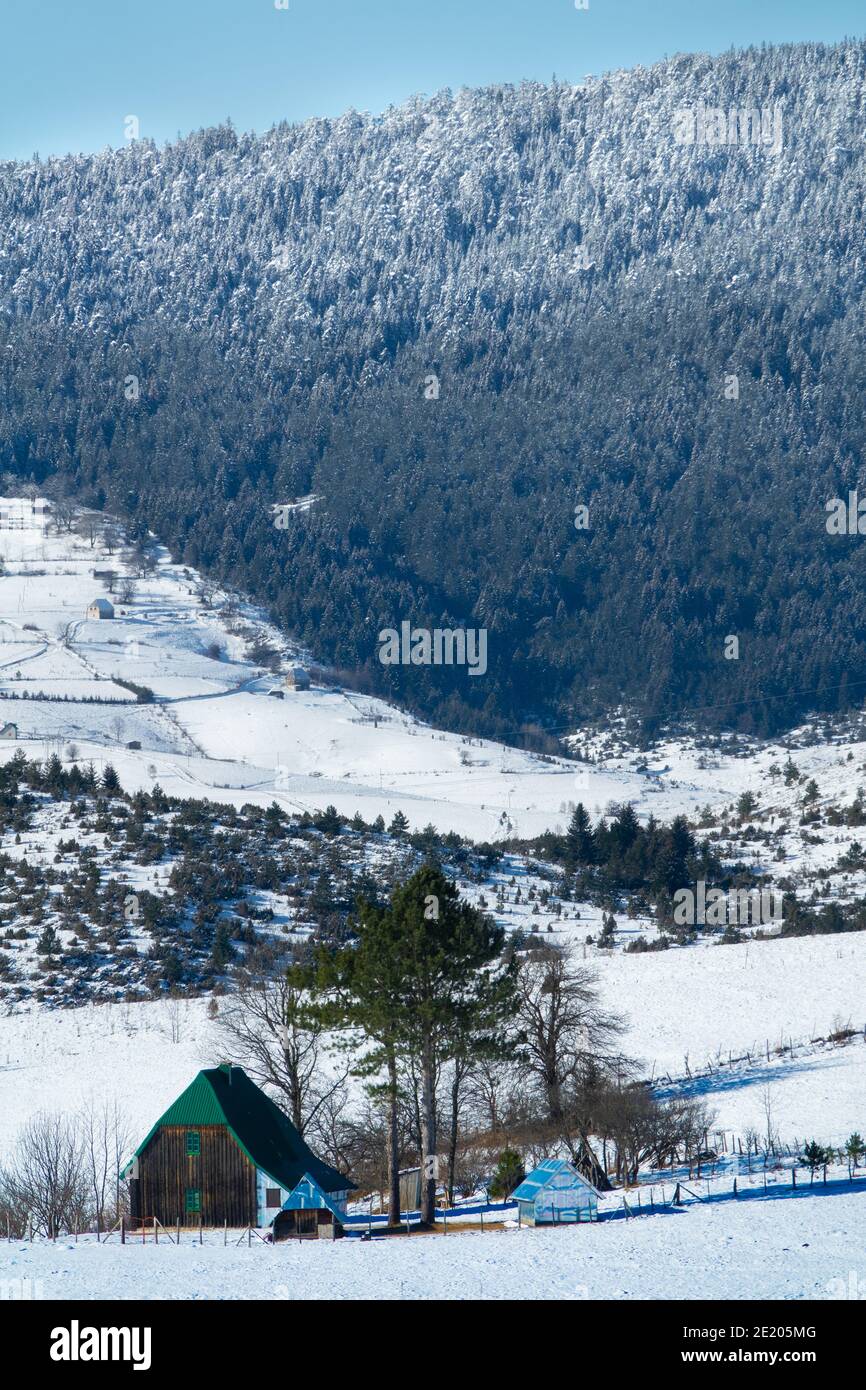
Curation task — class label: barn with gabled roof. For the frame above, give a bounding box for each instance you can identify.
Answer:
[122,1064,354,1238]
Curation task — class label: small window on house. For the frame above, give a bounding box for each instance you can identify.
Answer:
[185,1188,201,1214]
[265,1188,281,1209]
[186,1131,200,1156]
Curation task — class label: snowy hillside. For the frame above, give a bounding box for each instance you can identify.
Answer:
[0,504,585,840]
[6,42,866,747]
[0,501,863,1303]
[2,929,863,1162]
[6,502,866,856]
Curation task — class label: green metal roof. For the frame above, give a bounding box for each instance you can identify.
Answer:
[124,1065,354,1195]
[147,1071,227,1127]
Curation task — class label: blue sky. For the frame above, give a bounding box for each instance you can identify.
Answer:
[2,0,864,162]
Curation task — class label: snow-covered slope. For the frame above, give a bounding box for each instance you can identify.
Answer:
[5,504,866,857]
[0,503,863,1296]
[0,508,601,839]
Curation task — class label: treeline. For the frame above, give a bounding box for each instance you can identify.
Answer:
[523,802,722,900]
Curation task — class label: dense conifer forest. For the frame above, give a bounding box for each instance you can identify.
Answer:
[2,40,866,741]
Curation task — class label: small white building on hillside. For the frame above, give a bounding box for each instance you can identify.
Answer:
[0,496,50,531]
[284,666,311,692]
[0,722,18,740]
[87,598,115,620]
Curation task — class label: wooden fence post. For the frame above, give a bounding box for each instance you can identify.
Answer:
[121,1216,125,1245]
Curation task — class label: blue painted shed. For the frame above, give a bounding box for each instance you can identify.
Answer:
[512,1158,598,1225]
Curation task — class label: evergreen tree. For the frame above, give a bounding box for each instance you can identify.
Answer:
[565,803,595,868]
[488,1148,525,1200]
[802,1140,830,1182]
[308,898,409,1228]
[101,764,120,794]
[36,923,61,956]
[210,920,236,972]
[844,1132,864,1175]
[385,864,518,1225]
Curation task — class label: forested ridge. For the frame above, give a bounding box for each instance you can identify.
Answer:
[2,39,866,741]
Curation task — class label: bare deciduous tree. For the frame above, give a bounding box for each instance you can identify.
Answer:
[215,972,351,1139]
[50,497,77,534]
[516,943,630,1187]
[79,1098,132,1233]
[5,1111,88,1237]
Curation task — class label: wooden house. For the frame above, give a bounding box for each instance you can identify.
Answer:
[512,1158,598,1225]
[0,722,17,740]
[123,1065,354,1238]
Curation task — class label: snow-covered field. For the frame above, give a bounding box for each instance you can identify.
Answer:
[3,1189,864,1301]
[0,509,601,839]
[1,931,863,1160]
[599,933,866,1145]
[1,503,864,1298]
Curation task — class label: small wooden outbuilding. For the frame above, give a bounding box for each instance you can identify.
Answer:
[0,722,17,740]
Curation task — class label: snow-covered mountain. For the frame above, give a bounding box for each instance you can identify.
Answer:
[4,40,866,741]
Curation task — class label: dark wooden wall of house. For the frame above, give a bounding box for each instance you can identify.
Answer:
[133,1125,257,1227]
